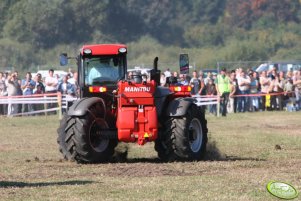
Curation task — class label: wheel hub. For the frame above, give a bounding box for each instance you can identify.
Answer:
[89,119,110,152]
[188,118,203,153]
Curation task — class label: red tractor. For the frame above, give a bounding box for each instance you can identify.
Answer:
[57,44,207,163]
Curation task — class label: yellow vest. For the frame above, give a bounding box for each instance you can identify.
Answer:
[217,75,230,93]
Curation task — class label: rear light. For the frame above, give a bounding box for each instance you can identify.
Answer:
[174,86,182,92]
[89,86,107,93]
[173,86,191,92]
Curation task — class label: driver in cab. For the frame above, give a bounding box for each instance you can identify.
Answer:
[88,58,119,84]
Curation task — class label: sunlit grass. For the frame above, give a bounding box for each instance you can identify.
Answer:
[0,112,300,201]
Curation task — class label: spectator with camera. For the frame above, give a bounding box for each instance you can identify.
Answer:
[6,73,19,116]
[32,73,45,113]
[33,73,45,95]
[21,72,36,115]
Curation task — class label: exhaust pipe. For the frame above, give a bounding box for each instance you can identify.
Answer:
[153,57,158,71]
[152,57,160,85]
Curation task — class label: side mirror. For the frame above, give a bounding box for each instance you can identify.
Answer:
[60,53,68,66]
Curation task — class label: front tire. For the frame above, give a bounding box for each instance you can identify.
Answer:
[155,104,208,161]
[65,102,117,163]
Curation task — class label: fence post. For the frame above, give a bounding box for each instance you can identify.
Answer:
[43,95,47,116]
[57,92,62,120]
[217,95,220,117]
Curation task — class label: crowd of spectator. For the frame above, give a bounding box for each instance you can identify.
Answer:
[1,66,301,117]
[0,69,78,116]
[161,65,301,116]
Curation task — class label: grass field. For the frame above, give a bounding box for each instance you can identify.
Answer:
[0,112,300,201]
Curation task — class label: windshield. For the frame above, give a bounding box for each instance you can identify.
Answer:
[84,56,125,85]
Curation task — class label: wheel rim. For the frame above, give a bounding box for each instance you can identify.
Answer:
[188,118,203,153]
[89,119,110,153]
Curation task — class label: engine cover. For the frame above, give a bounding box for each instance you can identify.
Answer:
[116,80,158,145]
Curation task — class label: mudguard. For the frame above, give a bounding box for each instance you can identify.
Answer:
[154,86,173,116]
[67,97,106,117]
[166,97,196,117]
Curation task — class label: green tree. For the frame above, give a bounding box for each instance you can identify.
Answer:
[3,0,108,48]
[3,0,65,47]
[225,0,300,30]
[0,39,37,69]
[223,40,269,61]
[189,0,226,24]
[0,0,20,35]
[184,24,226,47]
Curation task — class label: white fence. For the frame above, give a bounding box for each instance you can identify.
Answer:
[0,93,77,118]
[193,95,220,116]
[0,94,220,117]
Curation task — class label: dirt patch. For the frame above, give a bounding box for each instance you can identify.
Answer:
[104,163,189,177]
[0,144,13,151]
[104,141,228,177]
[239,123,301,135]
[263,124,300,131]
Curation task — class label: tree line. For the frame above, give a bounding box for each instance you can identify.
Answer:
[1,0,301,72]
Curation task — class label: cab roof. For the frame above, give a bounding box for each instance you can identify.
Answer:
[81,44,127,55]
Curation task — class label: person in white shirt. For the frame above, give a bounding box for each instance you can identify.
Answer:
[237,70,251,112]
[45,69,58,93]
[160,73,166,87]
[45,69,58,114]
[164,68,172,85]
[260,71,271,111]
[6,73,19,116]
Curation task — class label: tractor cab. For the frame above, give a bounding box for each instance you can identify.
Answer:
[61,44,127,98]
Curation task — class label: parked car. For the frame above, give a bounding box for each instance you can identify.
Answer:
[202,69,218,78]
[32,70,68,82]
[255,62,301,73]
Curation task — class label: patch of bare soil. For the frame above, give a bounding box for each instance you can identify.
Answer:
[104,163,195,177]
[20,141,262,179]
[103,141,231,177]
[0,144,13,151]
[239,123,301,134]
[263,123,300,131]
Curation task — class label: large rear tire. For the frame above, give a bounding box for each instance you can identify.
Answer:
[57,113,72,160]
[155,104,208,161]
[64,102,117,163]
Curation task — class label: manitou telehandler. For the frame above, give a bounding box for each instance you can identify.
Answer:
[57,44,207,163]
